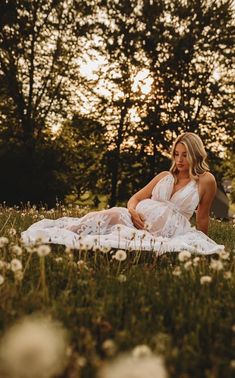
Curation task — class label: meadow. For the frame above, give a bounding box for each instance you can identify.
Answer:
[0,204,234,378]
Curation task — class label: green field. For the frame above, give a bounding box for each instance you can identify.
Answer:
[0,205,234,378]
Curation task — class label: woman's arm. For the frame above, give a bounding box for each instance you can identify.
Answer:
[127,171,169,229]
[196,173,217,235]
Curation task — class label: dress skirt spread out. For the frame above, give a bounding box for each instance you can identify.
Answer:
[21,173,224,255]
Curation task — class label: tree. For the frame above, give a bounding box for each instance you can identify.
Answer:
[0,0,94,205]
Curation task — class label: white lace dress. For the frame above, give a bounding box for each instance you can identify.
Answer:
[21,173,224,255]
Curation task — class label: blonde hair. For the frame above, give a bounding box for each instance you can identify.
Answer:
[169,132,209,181]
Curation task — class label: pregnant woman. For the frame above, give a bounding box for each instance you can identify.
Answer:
[21,132,224,255]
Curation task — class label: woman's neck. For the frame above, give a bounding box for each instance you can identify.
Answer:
[177,171,190,180]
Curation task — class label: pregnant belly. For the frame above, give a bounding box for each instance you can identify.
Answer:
[136,199,191,237]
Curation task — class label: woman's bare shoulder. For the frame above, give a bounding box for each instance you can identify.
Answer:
[198,172,217,196]
[198,172,216,185]
[155,171,171,180]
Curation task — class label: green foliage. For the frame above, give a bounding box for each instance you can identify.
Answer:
[0,206,234,377]
[0,0,234,206]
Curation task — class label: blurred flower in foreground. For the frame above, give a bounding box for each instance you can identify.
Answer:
[0,314,69,378]
[0,274,4,285]
[178,250,191,262]
[98,353,168,378]
[132,344,152,358]
[200,276,212,285]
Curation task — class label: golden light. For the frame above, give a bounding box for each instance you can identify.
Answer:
[132,69,153,95]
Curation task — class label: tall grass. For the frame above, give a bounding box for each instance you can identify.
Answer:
[0,204,234,378]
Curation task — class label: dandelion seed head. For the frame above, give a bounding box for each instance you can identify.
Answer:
[113,250,127,261]
[98,353,168,378]
[0,236,9,247]
[117,274,127,283]
[218,251,230,260]
[102,339,117,357]
[193,257,200,266]
[8,228,17,236]
[224,271,232,279]
[14,270,24,282]
[210,259,223,271]
[55,257,63,263]
[11,245,23,256]
[178,250,191,262]
[200,275,212,284]
[37,245,51,257]
[0,315,69,378]
[172,267,181,276]
[230,360,235,369]
[184,260,192,270]
[10,258,23,272]
[132,344,152,358]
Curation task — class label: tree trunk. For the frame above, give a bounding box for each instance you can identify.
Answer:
[109,100,128,207]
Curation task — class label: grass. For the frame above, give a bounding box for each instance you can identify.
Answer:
[0,204,234,378]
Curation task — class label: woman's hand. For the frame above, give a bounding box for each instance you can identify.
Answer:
[128,208,145,229]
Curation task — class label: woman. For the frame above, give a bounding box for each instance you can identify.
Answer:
[21,132,224,255]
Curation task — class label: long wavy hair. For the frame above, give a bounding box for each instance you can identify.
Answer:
[169,132,209,181]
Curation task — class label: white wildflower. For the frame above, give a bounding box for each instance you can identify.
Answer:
[98,353,168,378]
[210,259,223,271]
[77,356,87,367]
[65,247,72,254]
[132,344,152,358]
[230,360,235,369]
[8,228,17,236]
[26,246,37,254]
[113,250,127,262]
[0,274,4,285]
[101,246,111,254]
[93,245,101,252]
[14,270,24,282]
[200,276,212,285]
[77,260,88,269]
[11,245,23,256]
[55,257,63,263]
[184,260,192,270]
[0,260,6,269]
[218,251,230,260]
[178,250,191,262]
[172,267,181,276]
[0,315,69,378]
[0,236,9,247]
[10,258,23,272]
[193,257,200,266]
[224,271,232,279]
[37,245,51,257]
[102,339,117,357]
[117,274,127,283]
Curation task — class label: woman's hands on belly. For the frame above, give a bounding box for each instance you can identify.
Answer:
[128,208,145,229]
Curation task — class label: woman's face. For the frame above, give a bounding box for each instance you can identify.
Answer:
[174,143,190,173]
